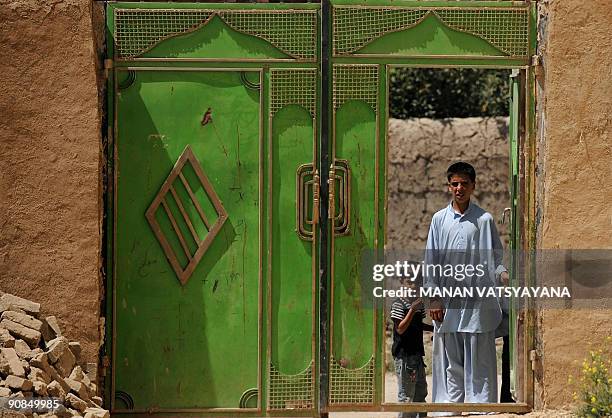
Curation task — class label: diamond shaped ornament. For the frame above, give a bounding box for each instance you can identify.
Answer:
[145,145,228,285]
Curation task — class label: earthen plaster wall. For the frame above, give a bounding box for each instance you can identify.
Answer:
[387,117,510,250]
[0,0,101,365]
[536,0,612,410]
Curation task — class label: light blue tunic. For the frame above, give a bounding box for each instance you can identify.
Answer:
[424,201,506,333]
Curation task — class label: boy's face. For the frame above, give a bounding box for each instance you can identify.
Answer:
[448,173,475,205]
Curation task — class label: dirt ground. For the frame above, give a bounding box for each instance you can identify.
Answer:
[331,412,574,418]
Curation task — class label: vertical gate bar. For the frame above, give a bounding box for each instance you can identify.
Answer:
[318,0,331,416]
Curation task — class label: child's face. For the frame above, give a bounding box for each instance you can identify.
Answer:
[399,278,417,289]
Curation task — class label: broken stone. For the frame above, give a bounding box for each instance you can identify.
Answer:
[24,347,42,361]
[0,319,41,347]
[20,360,30,374]
[0,409,28,418]
[13,339,30,359]
[54,405,70,418]
[68,342,81,363]
[53,348,75,378]
[1,311,43,332]
[0,294,40,316]
[0,386,11,396]
[65,378,89,401]
[49,371,70,394]
[66,410,81,418]
[9,391,25,399]
[46,380,66,400]
[0,354,10,376]
[65,393,88,413]
[46,337,69,363]
[22,390,33,398]
[5,375,33,391]
[31,355,69,393]
[29,367,51,384]
[69,366,84,381]
[33,380,48,396]
[41,317,62,343]
[83,408,109,418]
[0,348,26,377]
[84,364,96,385]
[90,397,102,407]
[0,328,16,347]
[30,352,53,375]
[87,382,96,396]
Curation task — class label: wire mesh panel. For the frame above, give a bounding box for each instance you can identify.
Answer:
[268,362,314,410]
[333,65,379,112]
[333,6,529,57]
[329,356,375,405]
[334,8,428,56]
[223,11,317,60]
[270,69,317,118]
[114,8,317,60]
[436,8,528,57]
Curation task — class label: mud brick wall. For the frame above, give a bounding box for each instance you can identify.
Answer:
[536,0,612,409]
[387,117,510,251]
[0,0,102,366]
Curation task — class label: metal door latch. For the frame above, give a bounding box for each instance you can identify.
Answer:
[501,207,511,224]
[529,349,540,371]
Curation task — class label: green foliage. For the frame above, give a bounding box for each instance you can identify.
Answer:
[389,68,511,118]
[569,338,612,418]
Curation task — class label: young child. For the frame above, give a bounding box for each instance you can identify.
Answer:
[390,279,434,418]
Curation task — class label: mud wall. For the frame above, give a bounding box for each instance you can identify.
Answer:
[537,0,612,409]
[0,0,102,365]
[387,117,510,250]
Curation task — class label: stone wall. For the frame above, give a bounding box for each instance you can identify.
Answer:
[387,117,510,250]
[0,0,102,366]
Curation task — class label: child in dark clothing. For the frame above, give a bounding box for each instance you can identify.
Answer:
[390,291,434,418]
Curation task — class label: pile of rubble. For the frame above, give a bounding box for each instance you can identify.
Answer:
[0,292,108,418]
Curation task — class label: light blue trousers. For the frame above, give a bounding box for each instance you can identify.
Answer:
[430,331,497,417]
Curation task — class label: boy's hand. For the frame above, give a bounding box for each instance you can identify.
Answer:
[429,298,445,322]
[409,298,424,312]
[500,271,510,286]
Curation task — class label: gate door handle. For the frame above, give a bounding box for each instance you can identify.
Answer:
[296,163,318,241]
[296,160,350,240]
[330,159,350,236]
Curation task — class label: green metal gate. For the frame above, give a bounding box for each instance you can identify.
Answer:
[105,1,535,415]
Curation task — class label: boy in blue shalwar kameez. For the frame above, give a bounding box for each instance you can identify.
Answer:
[424,162,509,416]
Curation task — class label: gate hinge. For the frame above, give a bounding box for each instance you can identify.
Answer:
[100,355,110,376]
[327,165,335,220]
[529,349,540,371]
[530,54,541,67]
[104,59,113,80]
[312,169,320,225]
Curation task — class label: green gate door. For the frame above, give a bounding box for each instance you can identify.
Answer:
[108,3,321,414]
[106,1,534,415]
[326,1,533,413]
[114,68,263,410]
